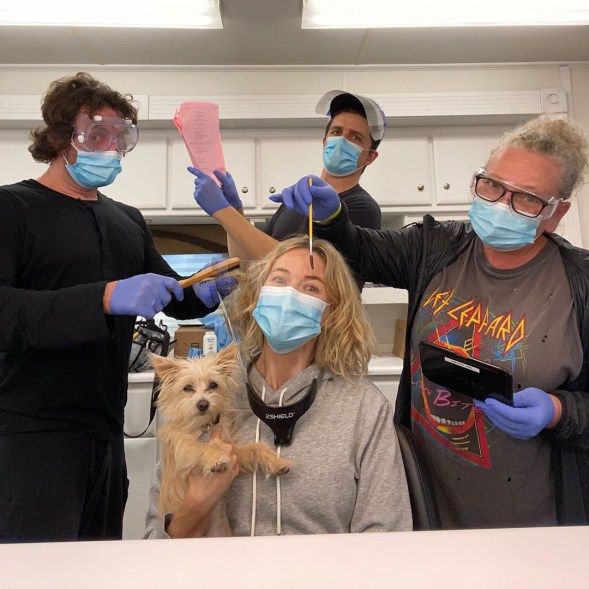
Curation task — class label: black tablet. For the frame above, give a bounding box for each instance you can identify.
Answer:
[419,341,513,404]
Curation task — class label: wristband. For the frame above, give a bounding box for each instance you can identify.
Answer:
[315,202,342,225]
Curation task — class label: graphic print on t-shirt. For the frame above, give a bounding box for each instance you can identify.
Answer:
[411,285,528,469]
[410,239,582,472]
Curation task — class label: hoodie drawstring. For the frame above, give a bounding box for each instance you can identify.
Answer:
[250,385,287,537]
[275,387,287,535]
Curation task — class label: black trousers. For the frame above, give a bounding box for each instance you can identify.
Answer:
[0,431,128,543]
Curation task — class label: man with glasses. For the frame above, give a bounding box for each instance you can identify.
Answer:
[0,73,221,542]
[269,115,589,529]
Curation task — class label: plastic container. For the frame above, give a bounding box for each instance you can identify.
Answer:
[202,331,218,356]
[187,343,202,359]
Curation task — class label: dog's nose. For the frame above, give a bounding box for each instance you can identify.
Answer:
[196,399,209,414]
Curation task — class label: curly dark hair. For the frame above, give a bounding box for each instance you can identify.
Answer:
[29,72,139,163]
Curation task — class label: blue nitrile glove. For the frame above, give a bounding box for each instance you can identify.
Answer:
[110,274,184,319]
[213,169,243,210]
[269,175,341,221]
[200,311,238,349]
[188,166,230,215]
[474,387,556,440]
[190,259,237,308]
[192,274,236,308]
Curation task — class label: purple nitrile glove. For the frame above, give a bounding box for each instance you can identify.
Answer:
[269,175,340,221]
[213,169,243,210]
[110,273,184,319]
[188,166,231,216]
[192,275,237,308]
[474,387,556,440]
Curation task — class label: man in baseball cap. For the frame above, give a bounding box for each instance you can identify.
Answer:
[187,89,387,282]
[258,89,386,245]
[316,89,388,143]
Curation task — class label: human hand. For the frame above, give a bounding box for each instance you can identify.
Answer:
[167,429,239,538]
[186,433,239,509]
[474,387,557,440]
[188,166,230,215]
[192,275,236,308]
[269,175,341,221]
[213,169,243,210]
[191,261,237,308]
[108,273,184,319]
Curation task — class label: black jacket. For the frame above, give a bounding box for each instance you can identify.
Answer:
[316,205,589,525]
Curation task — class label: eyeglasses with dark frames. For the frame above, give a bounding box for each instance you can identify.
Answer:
[470,168,561,219]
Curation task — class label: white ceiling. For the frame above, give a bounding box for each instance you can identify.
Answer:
[0,0,588,66]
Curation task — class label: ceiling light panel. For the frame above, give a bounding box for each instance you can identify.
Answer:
[302,0,589,28]
[0,0,223,28]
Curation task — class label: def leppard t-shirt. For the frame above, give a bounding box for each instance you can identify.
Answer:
[410,238,583,529]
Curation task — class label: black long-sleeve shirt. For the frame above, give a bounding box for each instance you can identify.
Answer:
[0,180,211,440]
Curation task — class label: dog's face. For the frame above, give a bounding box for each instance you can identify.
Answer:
[150,344,238,431]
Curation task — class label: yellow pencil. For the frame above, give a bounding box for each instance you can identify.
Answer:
[308,178,314,270]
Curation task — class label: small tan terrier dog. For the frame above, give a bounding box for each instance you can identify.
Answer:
[151,344,290,535]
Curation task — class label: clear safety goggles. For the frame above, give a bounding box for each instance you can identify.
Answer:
[71,113,139,154]
[470,168,562,219]
[315,90,387,142]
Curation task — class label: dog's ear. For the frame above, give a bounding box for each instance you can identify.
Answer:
[215,343,239,375]
[149,353,182,380]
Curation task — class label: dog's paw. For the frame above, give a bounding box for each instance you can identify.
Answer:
[210,458,230,473]
[270,459,291,476]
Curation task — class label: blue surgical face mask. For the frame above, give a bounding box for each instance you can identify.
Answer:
[468,197,542,251]
[322,136,365,177]
[64,149,122,189]
[252,286,329,354]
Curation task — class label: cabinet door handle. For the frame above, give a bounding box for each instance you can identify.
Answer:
[241,186,249,194]
[417,184,424,191]
[443,183,451,190]
[269,186,276,194]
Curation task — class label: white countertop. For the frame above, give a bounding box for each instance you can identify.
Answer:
[2,526,587,588]
[367,354,404,376]
[128,354,404,384]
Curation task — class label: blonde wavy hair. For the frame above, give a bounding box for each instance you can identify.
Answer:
[228,236,376,379]
[488,115,588,199]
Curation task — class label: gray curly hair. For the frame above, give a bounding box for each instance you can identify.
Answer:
[487,115,588,199]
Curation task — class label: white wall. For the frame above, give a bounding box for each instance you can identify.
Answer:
[570,65,589,242]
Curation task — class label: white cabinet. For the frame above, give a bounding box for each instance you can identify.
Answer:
[125,378,157,438]
[361,129,504,208]
[432,130,504,205]
[361,135,433,206]
[123,377,158,540]
[367,355,403,406]
[0,130,46,185]
[110,133,168,210]
[169,135,257,212]
[257,132,432,211]
[169,137,197,211]
[123,437,157,540]
[260,136,321,210]
[223,138,257,209]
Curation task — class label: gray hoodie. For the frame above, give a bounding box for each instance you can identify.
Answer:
[144,357,412,538]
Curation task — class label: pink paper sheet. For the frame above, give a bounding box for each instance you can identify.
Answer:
[173,102,226,183]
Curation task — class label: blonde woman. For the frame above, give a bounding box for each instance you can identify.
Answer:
[144,236,411,537]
